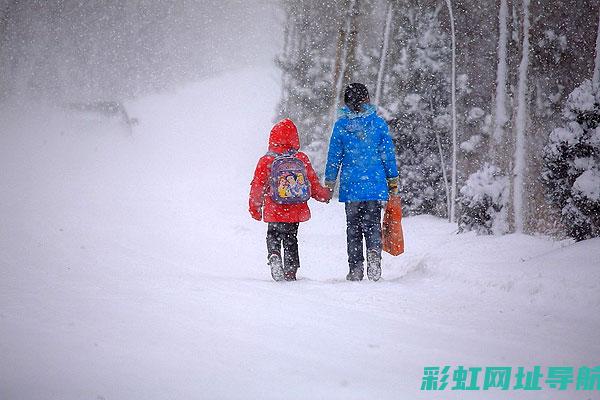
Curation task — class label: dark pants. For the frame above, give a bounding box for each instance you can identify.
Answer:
[267,222,300,270]
[345,201,383,269]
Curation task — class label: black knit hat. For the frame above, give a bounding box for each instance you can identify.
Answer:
[344,83,370,112]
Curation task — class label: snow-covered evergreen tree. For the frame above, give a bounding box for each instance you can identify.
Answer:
[276,49,335,170]
[382,4,451,217]
[458,163,509,235]
[275,1,341,173]
[541,80,600,241]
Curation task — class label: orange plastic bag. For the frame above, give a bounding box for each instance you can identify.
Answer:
[382,196,404,256]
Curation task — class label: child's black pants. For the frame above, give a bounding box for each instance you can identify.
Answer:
[267,222,300,269]
[345,201,383,269]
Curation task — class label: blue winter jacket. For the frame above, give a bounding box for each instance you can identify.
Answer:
[325,104,399,202]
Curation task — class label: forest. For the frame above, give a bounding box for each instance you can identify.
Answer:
[275,0,600,240]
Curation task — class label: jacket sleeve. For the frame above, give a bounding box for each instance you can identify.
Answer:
[298,153,330,202]
[249,156,270,211]
[324,121,344,182]
[377,117,399,179]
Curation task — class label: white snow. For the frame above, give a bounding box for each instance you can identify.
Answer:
[574,156,597,171]
[564,79,597,120]
[550,122,584,146]
[460,134,482,153]
[459,163,509,234]
[403,93,423,113]
[466,106,485,123]
[573,168,600,200]
[460,165,508,208]
[1,67,599,400]
[433,113,451,129]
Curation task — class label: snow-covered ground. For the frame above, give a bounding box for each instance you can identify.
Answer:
[1,67,599,400]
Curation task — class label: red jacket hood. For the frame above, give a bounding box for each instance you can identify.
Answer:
[269,118,300,153]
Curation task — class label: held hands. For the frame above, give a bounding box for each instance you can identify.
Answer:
[387,177,400,196]
[324,180,336,192]
[324,180,336,204]
[324,189,333,204]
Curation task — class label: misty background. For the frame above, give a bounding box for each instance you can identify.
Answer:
[0,0,282,102]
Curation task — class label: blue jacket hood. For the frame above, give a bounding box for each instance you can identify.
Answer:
[338,103,377,120]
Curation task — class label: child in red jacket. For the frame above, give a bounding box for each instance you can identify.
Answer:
[249,119,332,281]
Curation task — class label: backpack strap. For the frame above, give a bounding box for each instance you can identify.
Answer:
[266,149,297,158]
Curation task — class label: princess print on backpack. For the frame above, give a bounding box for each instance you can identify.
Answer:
[249,119,332,281]
[269,150,311,204]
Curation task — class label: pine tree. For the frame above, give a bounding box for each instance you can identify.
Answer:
[382,3,452,217]
[275,0,343,174]
[541,80,600,241]
[458,163,509,235]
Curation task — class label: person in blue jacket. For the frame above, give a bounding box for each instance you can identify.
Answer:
[325,83,399,281]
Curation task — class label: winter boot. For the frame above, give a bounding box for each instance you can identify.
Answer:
[283,266,297,281]
[366,249,381,281]
[268,253,285,282]
[346,263,364,281]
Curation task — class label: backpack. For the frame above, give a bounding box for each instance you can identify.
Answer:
[267,150,311,204]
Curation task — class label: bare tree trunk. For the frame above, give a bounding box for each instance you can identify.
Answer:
[375,2,393,105]
[280,17,297,115]
[593,8,600,91]
[445,0,458,223]
[493,0,509,144]
[428,95,451,220]
[342,0,360,87]
[331,0,350,123]
[331,0,358,124]
[436,129,451,221]
[513,0,531,233]
[279,18,291,114]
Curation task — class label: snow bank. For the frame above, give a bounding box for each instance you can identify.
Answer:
[573,168,600,200]
[458,163,509,234]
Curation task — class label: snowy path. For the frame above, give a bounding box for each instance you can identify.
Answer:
[1,67,599,399]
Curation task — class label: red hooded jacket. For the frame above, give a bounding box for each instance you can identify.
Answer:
[249,119,331,223]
